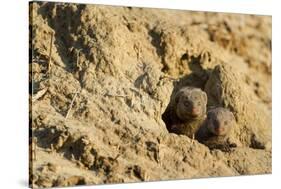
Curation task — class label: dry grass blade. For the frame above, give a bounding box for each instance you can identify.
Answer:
[105,92,128,98]
[48,32,54,75]
[65,90,80,121]
[32,88,48,102]
[76,49,82,67]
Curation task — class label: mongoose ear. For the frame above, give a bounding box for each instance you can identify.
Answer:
[230,111,236,122]
[175,91,182,104]
[203,92,208,105]
[207,111,213,120]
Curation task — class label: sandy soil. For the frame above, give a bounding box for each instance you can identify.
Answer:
[29,2,272,188]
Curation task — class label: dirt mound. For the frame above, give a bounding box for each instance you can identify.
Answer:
[30,2,272,188]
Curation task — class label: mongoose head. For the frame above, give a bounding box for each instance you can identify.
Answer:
[206,107,235,136]
[175,87,207,121]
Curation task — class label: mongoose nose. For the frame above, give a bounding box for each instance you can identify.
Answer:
[191,108,200,116]
[215,126,225,135]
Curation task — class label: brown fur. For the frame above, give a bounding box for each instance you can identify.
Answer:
[163,87,207,138]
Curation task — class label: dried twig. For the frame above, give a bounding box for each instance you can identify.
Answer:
[113,154,120,161]
[64,90,80,121]
[76,49,82,70]
[191,134,195,145]
[105,92,128,98]
[47,32,54,75]
[32,88,48,102]
[160,75,178,81]
[32,137,37,161]
[129,87,142,96]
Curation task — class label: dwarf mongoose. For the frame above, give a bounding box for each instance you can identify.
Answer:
[195,107,237,151]
[162,86,207,138]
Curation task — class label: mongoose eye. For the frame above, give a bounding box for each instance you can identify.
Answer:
[197,101,201,106]
[213,119,219,128]
[183,101,190,107]
[224,120,228,125]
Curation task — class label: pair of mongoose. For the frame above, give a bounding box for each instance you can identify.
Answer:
[163,86,236,151]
